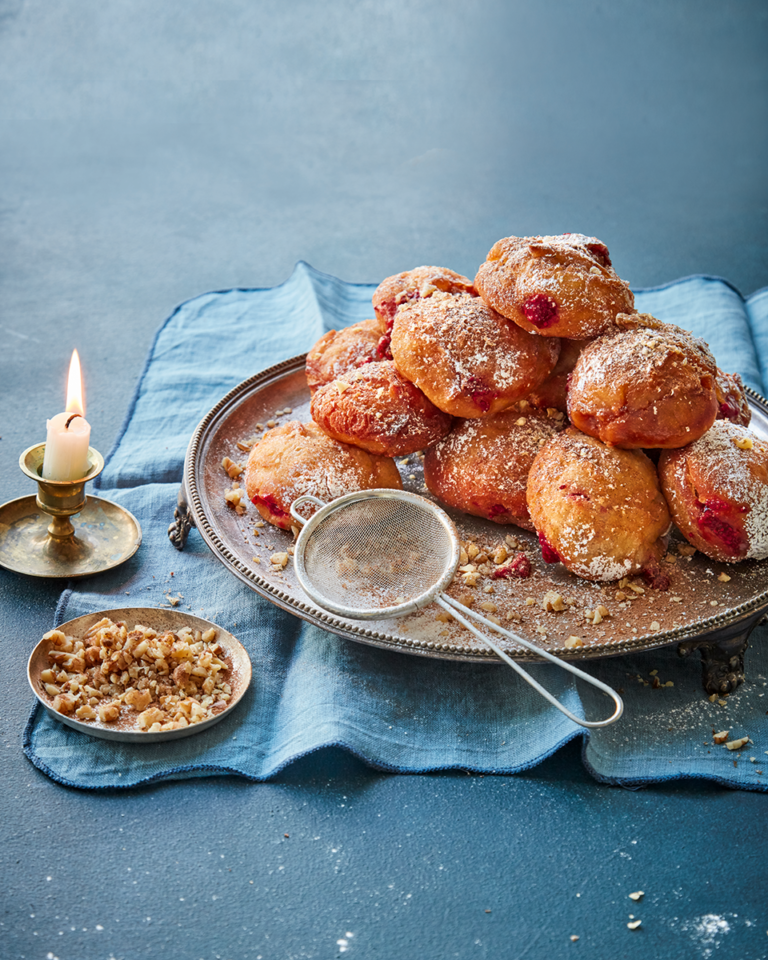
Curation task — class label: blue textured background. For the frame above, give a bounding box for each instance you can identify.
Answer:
[2,3,768,959]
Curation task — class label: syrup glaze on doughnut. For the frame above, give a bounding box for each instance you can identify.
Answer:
[474,233,635,339]
[659,420,768,562]
[390,292,560,419]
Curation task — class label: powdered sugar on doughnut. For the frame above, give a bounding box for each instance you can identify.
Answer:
[391,292,559,418]
[680,421,768,560]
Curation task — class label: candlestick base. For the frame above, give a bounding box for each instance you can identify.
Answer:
[0,443,142,579]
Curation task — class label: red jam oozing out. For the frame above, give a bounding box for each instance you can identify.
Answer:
[463,375,497,413]
[492,554,532,579]
[252,494,288,519]
[559,483,590,502]
[696,498,748,555]
[522,294,559,329]
[487,503,509,519]
[538,531,561,564]
[641,562,670,591]
[585,242,611,268]
[376,334,393,361]
[717,399,740,422]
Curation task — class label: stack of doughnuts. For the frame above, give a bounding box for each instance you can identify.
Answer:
[243,233,767,585]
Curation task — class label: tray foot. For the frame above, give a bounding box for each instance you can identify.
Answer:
[677,612,766,696]
[168,486,194,551]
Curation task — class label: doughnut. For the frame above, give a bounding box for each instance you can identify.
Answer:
[524,337,593,412]
[474,233,635,338]
[372,266,477,360]
[244,420,403,530]
[305,318,381,394]
[715,368,751,426]
[527,427,671,582]
[310,360,453,456]
[658,421,768,562]
[424,405,566,529]
[567,315,718,448]
[390,292,560,418]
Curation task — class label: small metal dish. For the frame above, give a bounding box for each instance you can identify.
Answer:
[28,608,252,743]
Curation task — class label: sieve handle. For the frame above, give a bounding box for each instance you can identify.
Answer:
[290,495,327,527]
[436,595,623,729]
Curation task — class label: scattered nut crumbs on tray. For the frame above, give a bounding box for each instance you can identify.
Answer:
[39,617,233,732]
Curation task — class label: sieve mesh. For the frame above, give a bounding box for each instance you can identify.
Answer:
[300,496,457,613]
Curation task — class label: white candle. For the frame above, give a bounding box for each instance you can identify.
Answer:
[42,348,92,481]
[42,412,91,480]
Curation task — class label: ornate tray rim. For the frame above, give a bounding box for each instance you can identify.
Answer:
[181,354,768,664]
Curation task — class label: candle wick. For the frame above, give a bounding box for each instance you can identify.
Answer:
[65,414,82,429]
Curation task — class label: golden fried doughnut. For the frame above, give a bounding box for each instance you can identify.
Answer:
[372,266,476,333]
[658,421,768,562]
[475,233,635,338]
[305,319,381,394]
[244,420,402,530]
[715,368,751,426]
[567,315,718,448]
[524,337,592,412]
[390,292,560,418]
[424,406,566,529]
[527,428,671,582]
[310,360,453,456]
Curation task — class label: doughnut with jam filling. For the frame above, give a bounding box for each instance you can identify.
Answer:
[305,318,381,394]
[474,234,635,339]
[715,368,751,426]
[524,337,593,412]
[424,405,566,529]
[372,266,476,359]
[567,315,718,448]
[244,420,402,530]
[658,420,768,562]
[526,428,671,582]
[310,360,453,456]
[390,292,560,418]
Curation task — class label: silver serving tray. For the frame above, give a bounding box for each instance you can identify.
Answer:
[29,608,252,742]
[178,355,768,664]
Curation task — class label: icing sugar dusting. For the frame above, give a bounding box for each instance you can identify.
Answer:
[679,914,731,958]
[689,422,768,559]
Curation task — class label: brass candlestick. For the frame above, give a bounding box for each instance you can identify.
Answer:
[0,442,142,579]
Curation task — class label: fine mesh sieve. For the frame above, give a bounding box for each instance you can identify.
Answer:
[290,490,623,729]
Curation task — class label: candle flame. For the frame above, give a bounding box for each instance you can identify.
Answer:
[65,349,85,416]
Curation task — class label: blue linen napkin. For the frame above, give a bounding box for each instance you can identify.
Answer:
[23,264,768,790]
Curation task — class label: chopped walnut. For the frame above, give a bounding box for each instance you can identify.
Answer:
[270,552,289,570]
[541,591,565,613]
[221,457,243,480]
[718,572,731,582]
[712,730,729,744]
[38,619,232,731]
[726,736,749,751]
[677,543,696,557]
[493,546,508,565]
[564,636,583,649]
[734,436,753,450]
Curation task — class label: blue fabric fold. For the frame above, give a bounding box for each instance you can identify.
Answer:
[23,264,768,790]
